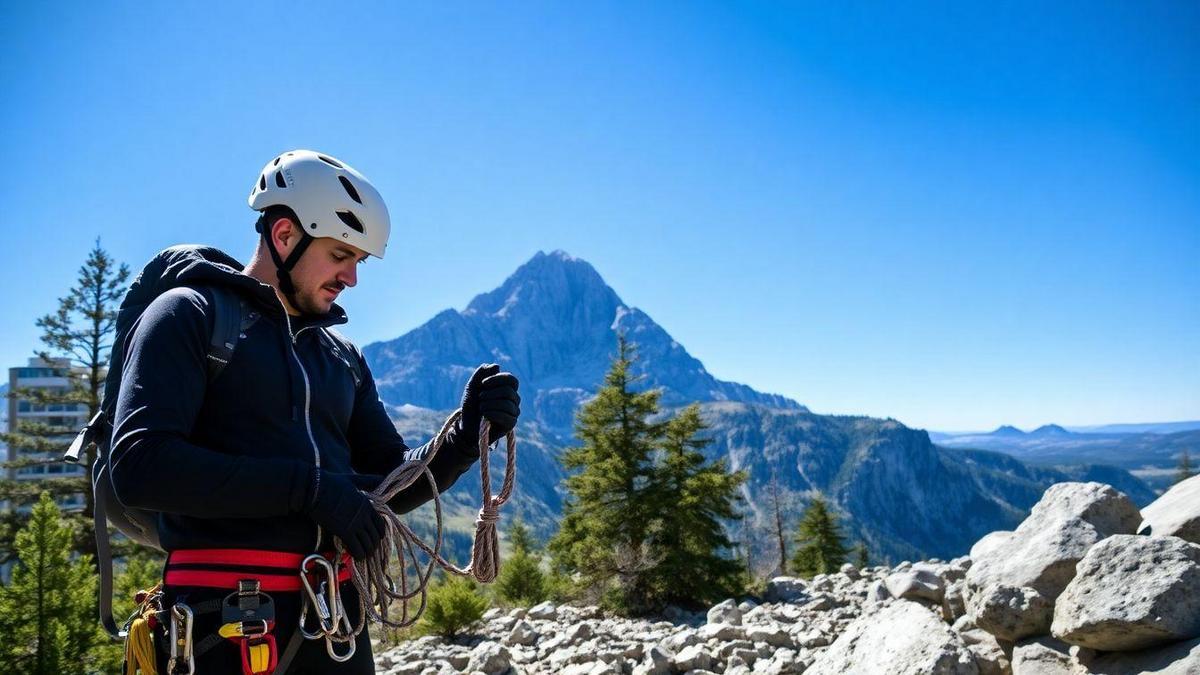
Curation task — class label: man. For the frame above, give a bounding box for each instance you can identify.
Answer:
[109,150,520,673]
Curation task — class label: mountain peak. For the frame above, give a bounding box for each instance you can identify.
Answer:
[1032,424,1070,436]
[363,250,804,429]
[464,250,618,319]
[992,425,1026,436]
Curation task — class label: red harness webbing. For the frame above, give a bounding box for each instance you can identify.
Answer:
[164,548,351,591]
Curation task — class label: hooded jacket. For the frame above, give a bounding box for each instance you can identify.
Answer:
[108,251,478,553]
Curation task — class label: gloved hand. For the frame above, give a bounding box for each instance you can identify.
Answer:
[460,363,521,450]
[303,468,386,560]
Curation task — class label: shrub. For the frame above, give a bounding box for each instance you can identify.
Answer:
[417,574,488,639]
[494,548,547,607]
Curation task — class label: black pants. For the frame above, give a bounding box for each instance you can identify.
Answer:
[153,582,376,674]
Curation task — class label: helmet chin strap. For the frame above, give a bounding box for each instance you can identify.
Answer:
[257,215,314,311]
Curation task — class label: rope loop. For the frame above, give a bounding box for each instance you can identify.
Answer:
[327,409,517,637]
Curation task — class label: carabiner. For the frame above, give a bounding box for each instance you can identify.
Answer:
[167,602,195,675]
[324,593,357,662]
[299,554,338,639]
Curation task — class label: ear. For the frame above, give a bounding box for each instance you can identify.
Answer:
[270,217,300,255]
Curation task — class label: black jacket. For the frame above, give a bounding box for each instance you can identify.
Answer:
[109,256,478,553]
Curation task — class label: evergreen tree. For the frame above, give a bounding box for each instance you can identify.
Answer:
[790,496,848,578]
[547,336,666,613]
[1176,450,1195,485]
[768,469,789,576]
[645,404,747,609]
[1,239,129,559]
[507,517,538,555]
[495,518,548,606]
[0,492,102,675]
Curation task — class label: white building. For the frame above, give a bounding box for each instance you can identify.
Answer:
[4,357,89,513]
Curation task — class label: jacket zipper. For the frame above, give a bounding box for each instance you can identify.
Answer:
[281,306,324,549]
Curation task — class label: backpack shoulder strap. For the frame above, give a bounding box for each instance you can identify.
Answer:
[202,285,249,382]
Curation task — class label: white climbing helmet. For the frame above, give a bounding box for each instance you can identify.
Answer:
[248,149,391,259]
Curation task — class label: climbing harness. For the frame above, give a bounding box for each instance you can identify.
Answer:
[152,548,351,675]
[298,410,517,656]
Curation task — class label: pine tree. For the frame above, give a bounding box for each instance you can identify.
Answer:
[0,492,103,675]
[790,496,848,578]
[1,239,129,559]
[507,517,538,556]
[1176,450,1195,485]
[547,335,667,613]
[645,404,747,609]
[769,470,789,576]
[494,517,548,607]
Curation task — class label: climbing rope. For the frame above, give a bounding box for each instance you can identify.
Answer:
[327,409,517,639]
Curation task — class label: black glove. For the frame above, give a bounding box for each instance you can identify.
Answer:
[303,468,386,560]
[460,363,521,449]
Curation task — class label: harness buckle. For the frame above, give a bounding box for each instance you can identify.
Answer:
[222,579,276,626]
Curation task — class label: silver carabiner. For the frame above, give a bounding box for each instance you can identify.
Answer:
[325,592,357,662]
[299,554,338,639]
[167,602,195,675]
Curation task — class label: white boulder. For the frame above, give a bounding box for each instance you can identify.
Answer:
[964,482,1141,641]
[708,598,742,625]
[1052,534,1200,651]
[764,577,807,603]
[1138,474,1200,544]
[807,601,979,675]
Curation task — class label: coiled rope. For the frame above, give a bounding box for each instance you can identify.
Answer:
[331,409,516,638]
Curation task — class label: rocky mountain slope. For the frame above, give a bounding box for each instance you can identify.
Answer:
[374,476,1200,675]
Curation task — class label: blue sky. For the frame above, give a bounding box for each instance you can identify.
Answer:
[1,2,1196,431]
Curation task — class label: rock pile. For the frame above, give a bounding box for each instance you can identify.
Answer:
[374,475,1200,674]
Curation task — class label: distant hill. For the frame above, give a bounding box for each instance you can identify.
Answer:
[932,423,1197,493]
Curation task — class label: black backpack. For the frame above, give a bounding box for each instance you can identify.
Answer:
[63,244,360,638]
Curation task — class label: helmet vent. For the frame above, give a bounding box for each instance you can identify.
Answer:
[275,171,287,188]
[318,155,344,169]
[273,156,281,166]
[336,210,365,234]
[338,176,363,204]
[259,174,267,191]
